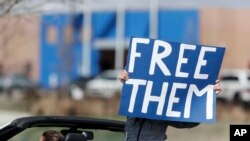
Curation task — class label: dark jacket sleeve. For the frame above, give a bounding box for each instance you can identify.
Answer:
[166,121,200,129]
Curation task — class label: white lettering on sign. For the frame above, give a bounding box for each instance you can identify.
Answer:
[128,38,216,80]
[184,84,214,119]
[149,40,172,76]
[194,47,216,79]
[124,37,220,121]
[126,79,147,113]
[126,79,214,119]
[166,83,187,118]
[175,44,196,78]
[128,38,150,73]
[141,81,168,115]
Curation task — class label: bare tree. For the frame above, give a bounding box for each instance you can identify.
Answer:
[0,0,21,16]
[0,0,84,94]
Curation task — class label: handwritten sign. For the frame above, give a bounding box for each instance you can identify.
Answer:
[119,37,225,123]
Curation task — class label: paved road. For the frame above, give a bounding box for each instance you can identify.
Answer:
[0,110,32,127]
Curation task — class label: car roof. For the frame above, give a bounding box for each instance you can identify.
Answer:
[101,69,121,75]
[220,69,250,75]
[0,116,125,140]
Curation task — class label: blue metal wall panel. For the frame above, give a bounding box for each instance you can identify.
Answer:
[158,10,199,44]
[125,11,149,38]
[40,14,99,88]
[92,12,116,39]
[40,10,199,88]
[40,15,69,88]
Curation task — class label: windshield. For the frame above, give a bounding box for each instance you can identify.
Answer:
[221,76,239,81]
[8,127,124,141]
[0,121,11,130]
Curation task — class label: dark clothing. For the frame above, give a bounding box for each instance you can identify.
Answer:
[125,117,200,141]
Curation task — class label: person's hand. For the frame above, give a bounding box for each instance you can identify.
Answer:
[213,80,222,95]
[118,70,129,83]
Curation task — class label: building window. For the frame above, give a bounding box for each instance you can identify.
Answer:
[47,26,57,44]
[64,25,73,45]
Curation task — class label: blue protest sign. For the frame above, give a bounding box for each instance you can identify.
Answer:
[119,37,225,123]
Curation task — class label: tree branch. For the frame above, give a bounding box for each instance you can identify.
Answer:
[0,0,21,16]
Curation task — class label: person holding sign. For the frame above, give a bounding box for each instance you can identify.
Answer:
[119,70,222,141]
[118,37,225,141]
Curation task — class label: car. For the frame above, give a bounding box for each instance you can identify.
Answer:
[0,116,125,141]
[3,74,40,96]
[69,70,123,99]
[217,69,250,103]
[0,76,5,93]
[85,70,123,98]
[69,76,95,100]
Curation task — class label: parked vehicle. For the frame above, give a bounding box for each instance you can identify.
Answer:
[69,70,123,99]
[3,74,39,96]
[69,76,95,100]
[0,76,5,93]
[0,116,125,141]
[85,70,123,98]
[217,69,250,104]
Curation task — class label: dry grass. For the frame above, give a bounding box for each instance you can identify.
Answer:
[31,92,121,116]
[167,101,250,141]
[167,121,229,141]
[29,94,250,141]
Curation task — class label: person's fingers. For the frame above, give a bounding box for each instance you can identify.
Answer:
[122,70,129,80]
[213,84,219,90]
[118,74,125,82]
[124,75,129,81]
[215,89,222,94]
[214,86,222,94]
[213,80,222,94]
[118,70,129,83]
[119,79,125,83]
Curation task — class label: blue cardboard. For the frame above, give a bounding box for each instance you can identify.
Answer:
[119,37,225,123]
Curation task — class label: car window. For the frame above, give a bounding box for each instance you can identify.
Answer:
[9,127,63,141]
[0,77,4,85]
[12,75,27,80]
[10,75,32,85]
[103,75,117,80]
[221,76,239,81]
[8,127,124,141]
[98,70,119,80]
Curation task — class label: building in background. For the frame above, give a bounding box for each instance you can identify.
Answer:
[0,14,40,81]
[40,8,199,88]
[1,0,250,88]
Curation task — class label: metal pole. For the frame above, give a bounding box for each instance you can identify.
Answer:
[150,0,158,39]
[115,0,125,70]
[82,0,92,76]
